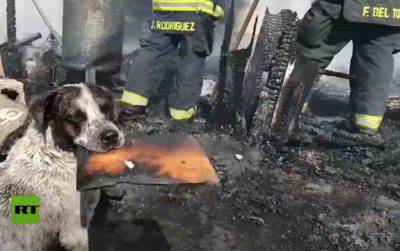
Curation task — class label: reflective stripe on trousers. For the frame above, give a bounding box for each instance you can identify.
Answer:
[152,0,224,19]
[122,91,196,121]
[121,91,148,107]
[354,113,383,130]
[170,107,196,120]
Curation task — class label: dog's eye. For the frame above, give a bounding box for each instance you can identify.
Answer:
[65,111,87,124]
[65,115,80,123]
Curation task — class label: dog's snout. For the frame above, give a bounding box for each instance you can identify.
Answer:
[100,129,119,146]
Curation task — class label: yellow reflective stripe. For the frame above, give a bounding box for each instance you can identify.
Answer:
[354,113,383,130]
[170,107,196,120]
[153,6,224,18]
[152,0,224,18]
[302,102,309,113]
[121,91,148,107]
[154,0,214,6]
[153,5,224,18]
[154,0,223,10]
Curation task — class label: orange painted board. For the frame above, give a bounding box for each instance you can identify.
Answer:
[77,134,219,190]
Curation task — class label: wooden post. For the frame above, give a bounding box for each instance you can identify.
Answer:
[231,0,260,51]
[0,56,5,78]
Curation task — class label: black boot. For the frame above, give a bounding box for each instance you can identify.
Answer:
[349,114,380,136]
[118,103,146,124]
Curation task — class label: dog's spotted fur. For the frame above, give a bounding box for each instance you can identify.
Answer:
[0,83,124,251]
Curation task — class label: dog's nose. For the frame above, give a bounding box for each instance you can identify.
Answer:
[100,129,119,146]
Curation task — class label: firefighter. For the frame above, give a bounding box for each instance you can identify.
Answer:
[290,0,400,134]
[119,0,224,122]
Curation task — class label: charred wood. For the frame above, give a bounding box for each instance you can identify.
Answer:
[241,9,298,144]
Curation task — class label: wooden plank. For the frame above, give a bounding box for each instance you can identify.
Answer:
[231,0,260,51]
[0,55,5,78]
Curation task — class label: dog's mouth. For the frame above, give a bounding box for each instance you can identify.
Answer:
[67,117,125,153]
[74,139,126,170]
[74,144,123,190]
[75,146,93,167]
[73,131,126,154]
[74,144,115,161]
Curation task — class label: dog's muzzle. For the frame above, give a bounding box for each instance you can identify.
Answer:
[74,120,125,153]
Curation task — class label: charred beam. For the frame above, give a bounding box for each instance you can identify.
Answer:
[1,33,43,52]
[7,0,16,44]
[2,33,43,52]
[321,69,351,80]
[212,0,235,123]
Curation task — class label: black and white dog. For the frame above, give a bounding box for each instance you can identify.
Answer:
[0,83,125,251]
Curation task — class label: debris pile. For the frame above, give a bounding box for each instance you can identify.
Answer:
[85,114,400,250]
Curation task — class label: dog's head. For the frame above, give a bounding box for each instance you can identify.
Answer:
[29,83,125,153]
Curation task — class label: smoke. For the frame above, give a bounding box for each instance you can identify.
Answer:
[0,0,63,45]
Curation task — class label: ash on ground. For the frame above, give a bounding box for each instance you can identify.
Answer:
[88,110,400,250]
[20,81,400,250]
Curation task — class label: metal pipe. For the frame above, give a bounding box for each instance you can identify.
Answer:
[30,0,62,47]
[85,68,96,85]
[0,33,42,52]
[62,0,125,72]
[321,69,351,79]
[12,33,42,50]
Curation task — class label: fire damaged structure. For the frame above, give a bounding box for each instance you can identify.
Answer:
[0,0,400,250]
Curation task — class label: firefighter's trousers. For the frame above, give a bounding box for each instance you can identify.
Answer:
[296,1,400,130]
[123,12,214,120]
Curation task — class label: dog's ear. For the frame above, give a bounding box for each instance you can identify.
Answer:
[29,92,56,129]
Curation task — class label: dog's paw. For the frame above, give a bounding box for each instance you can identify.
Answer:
[59,226,89,251]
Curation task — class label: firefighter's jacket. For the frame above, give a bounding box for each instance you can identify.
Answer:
[152,0,224,19]
[321,0,400,26]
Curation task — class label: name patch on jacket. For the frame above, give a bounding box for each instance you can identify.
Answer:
[150,20,196,34]
[344,0,400,26]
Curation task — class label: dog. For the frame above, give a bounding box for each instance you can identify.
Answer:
[0,83,125,251]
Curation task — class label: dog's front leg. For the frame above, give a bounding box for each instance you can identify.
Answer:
[59,191,89,251]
